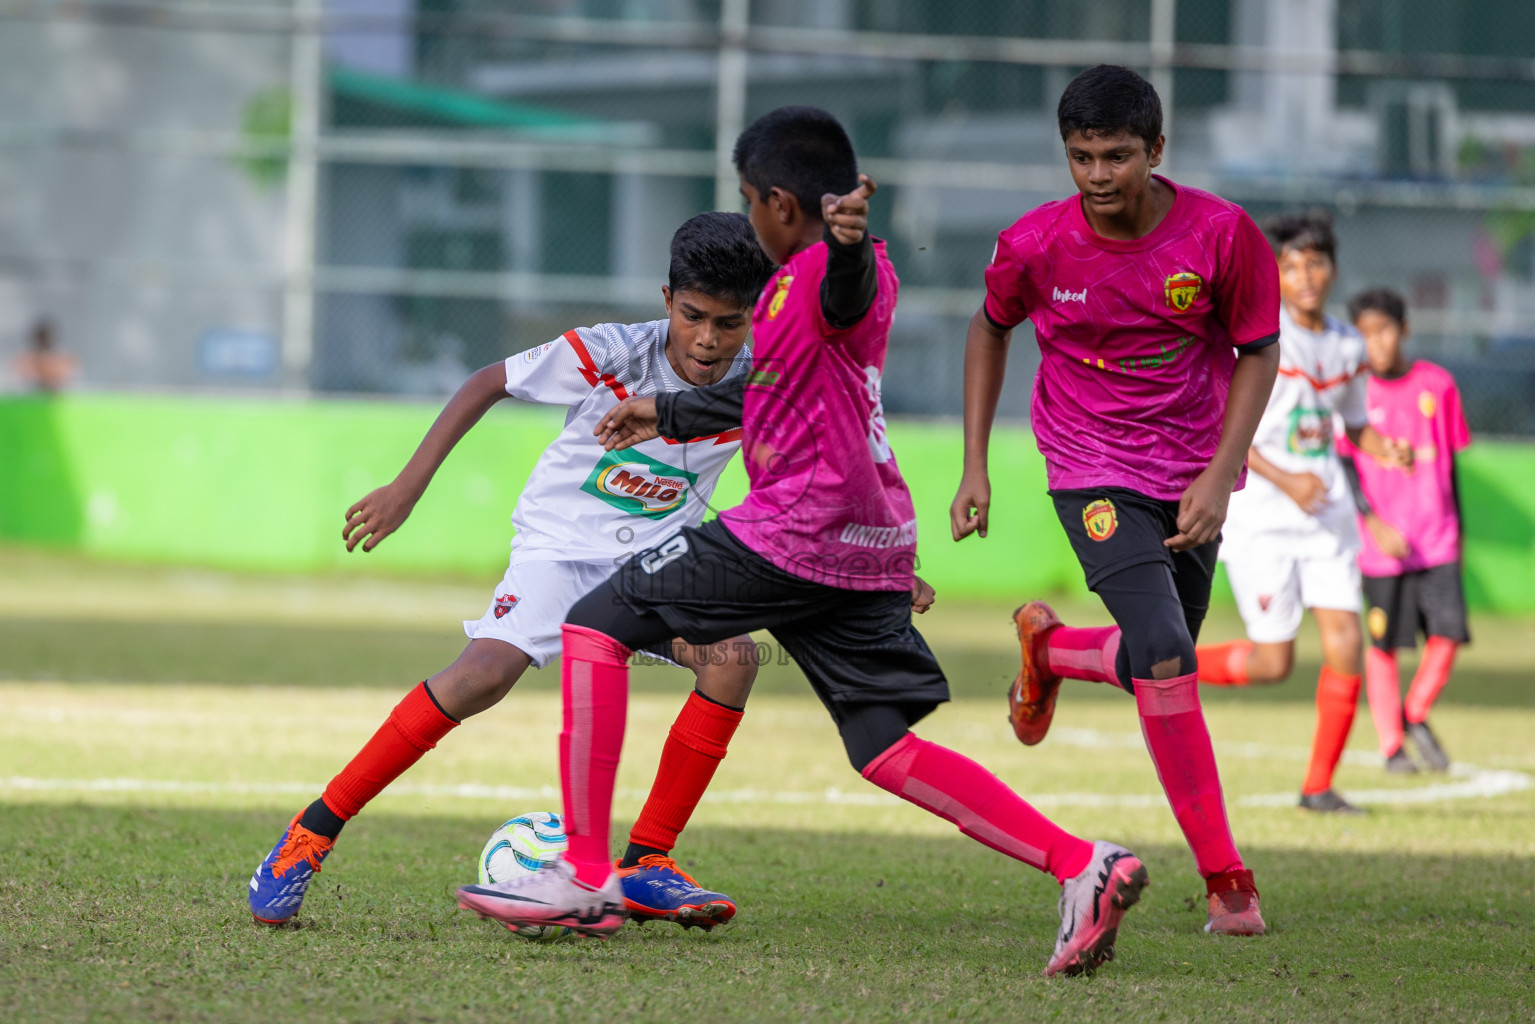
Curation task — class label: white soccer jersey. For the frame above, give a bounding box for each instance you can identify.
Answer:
[502,319,747,564]
[1225,309,1369,549]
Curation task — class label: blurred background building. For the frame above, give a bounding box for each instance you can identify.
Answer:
[2,0,1533,431]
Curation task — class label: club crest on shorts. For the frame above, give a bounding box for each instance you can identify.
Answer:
[767,275,794,320]
[493,593,519,619]
[1418,391,1437,419]
[1368,606,1388,640]
[1164,271,1203,312]
[1082,498,1118,542]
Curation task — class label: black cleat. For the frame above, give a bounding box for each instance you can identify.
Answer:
[1384,747,1419,774]
[1298,788,1366,814]
[1404,718,1450,772]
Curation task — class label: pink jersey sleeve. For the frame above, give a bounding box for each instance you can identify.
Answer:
[1212,210,1280,348]
[1444,377,1471,451]
[982,228,1029,329]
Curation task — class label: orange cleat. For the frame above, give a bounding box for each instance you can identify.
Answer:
[1008,601,1064,746]
[1204,868,1266,936]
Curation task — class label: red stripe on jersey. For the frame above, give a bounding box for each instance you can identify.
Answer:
[563,329,631,400]
[1276,364,1361,391]
[662,428,743,446]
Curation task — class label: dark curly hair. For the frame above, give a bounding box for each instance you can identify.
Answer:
[1057,64,1163,154]
[733,106,858,221]
[668,211,778,310]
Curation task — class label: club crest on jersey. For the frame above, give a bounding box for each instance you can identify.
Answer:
[1418,391,1437,419]
[767,275,794,320]
[1164,271,1203,312]
[1082,499,1118,542]
[1286,406,1332,457]
[581,450,698,520]
[493,593,519,619]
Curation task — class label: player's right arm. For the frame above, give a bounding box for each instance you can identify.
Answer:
[951,308,1011,541]
[344,362,511,552]
[1245,443,1327,515]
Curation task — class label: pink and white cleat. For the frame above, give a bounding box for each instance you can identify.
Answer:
[1204,868,1266,936]
[457,856,628,938]
[1045,841,1149,977]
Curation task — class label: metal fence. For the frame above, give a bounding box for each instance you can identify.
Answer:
[2,0,1534,433]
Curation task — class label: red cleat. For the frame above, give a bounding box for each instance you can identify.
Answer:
[1204,868,1266,936]
[1008,601,1064,746]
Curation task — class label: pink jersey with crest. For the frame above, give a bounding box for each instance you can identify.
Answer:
[1337,360,1470,575]
[720,239,916,591]
[984,176,1280,499]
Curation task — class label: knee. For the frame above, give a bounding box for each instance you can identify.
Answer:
[694,646,757,709]
[1123,626,1197,681]
[1245,643,1294,682]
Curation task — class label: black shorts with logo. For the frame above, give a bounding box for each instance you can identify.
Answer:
[602,518,949,719]
[1362,563,1470,651]
[1050,486,1221,618]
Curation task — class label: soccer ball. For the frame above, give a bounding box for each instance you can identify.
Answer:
[477,811,572,942]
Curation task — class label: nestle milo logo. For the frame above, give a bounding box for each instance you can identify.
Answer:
[581,450,698,519]
[1286,406,1333,457]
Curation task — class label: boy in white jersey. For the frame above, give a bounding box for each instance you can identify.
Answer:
[246,212,777,928]
[1194,213,1410,813]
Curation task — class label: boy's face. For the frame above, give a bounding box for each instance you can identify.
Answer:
[739,179,799,265]
[1276,246,1334,318]
[1064,130,1162,218]
[663,286,751,386]
[1356,309,1408,376]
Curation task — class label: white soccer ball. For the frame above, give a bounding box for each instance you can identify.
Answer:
[477,811,572,942]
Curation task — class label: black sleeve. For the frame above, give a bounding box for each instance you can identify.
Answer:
[654,376,745,440]
[1339,454,1372,516]
[819,228,877,329]
[1234,330,1280,352]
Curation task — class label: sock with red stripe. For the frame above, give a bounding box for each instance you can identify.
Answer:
[302,681,459,840]
[862,732,1094,883]
[621,690,744,868]
[1365,647,1404,756]
[560,624,631,888]
[1195,640,1254,685]
[1134,672,1244,877]
[1405,636,1459,724]
[1044,625,1122,685]
[1302,666,1362,795]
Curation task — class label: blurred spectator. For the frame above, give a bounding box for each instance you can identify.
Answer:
[13,320,78,393]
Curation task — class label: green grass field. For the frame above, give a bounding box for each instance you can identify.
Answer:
[2,544,1532,1023]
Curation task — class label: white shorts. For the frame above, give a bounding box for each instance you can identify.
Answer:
[1224,545,1362,644]
[464,555,629,668]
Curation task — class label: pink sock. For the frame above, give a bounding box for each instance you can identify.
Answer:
[1134,672,1243,878]
[862,732,1093,884]
[1405,636,1459,723]
[1365,647,1403,756]
[1045,625,1121,685]
[559,624,631,887]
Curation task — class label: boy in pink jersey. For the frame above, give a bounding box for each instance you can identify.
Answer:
[457,106,1151,978]
[951,65,1281,936]
[1340,287,1471,773]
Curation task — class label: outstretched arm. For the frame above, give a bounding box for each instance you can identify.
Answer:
[344,362,509,552]
[950,309,1012,540]
[594,376,746,451]
[820,175,879,329]
[1166,341,1281,551]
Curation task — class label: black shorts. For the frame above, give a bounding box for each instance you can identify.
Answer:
[1362,563,1470,651]
[1051,486,1220,617]
[605,519,949,718]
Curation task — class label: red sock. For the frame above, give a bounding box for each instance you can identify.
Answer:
[560,624,630,888]
[1365,647,1403,756]
[1195,641,1253,685]
[1044,625,1121,685]
[1133,672,1243,878]
[1405,636,1459,724]
[628,691,743,854]
[862,732,1093,883]
[1302,666,1362,795]
[321,682,458,819]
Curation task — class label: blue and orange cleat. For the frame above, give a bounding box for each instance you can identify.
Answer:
[617,855,737,930]
[248,812,334,925]
[1008,601,1064,746]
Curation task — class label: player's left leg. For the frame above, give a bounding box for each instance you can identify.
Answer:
[1300,603,1366,813]
[618,637,756,929]
[1401,564,1470,771]
[1361,573,1413,770]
